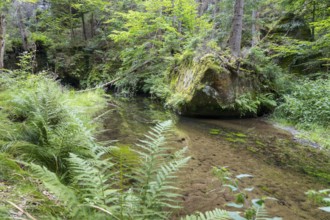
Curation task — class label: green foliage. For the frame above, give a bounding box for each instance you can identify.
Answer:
[133,120,191,219]
[0,73,107,175]
[247,48,283,89]
[275,78,330,128]
[16,51,36,74]
[0,153,24,182]
[234,92,276,116]
[305,189,330,213]
[181,209,230,220]
[234,93,261,116]
[269,2,330,74]
[29,163,79,215]
[0,0,10,9]
[27,120,190,219]
[306,189,330,205]
[108,0,212,96]
[31,32,53,47]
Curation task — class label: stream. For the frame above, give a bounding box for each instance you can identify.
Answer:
[100,97,330,220]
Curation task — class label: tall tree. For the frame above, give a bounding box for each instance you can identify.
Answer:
[228,0,244,57]
[0,14,5,69]
[0,1,9,69]
[17,1,29,51]
[250,0,260,47]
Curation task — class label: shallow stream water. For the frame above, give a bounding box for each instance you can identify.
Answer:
[100,97,330,220]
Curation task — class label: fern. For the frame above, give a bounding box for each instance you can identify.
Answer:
[253,205,282,220]
[254,206,270,220]
[0,75,105,175]
[67,153,118,206]
[26,120,190,219]
[181,208,230,220]
[133,120,190,219]
[28,144,120,219]
[28,163,78,213]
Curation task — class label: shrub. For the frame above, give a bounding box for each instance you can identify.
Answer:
[275,78,330,129]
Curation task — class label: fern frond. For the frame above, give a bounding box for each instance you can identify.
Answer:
[181,208,230,220]
[28,163,78,211]
[255,205,269,220]
[134,121,174,184]
[133,120,190,219]
[255,205,283,220]
[147,152,190,206]
[67,153,118,206]
[0,76,106,175]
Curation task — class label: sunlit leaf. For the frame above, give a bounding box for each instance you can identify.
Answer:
[226,203,244,208]
[319,207,330,212]
[236,174,253,179]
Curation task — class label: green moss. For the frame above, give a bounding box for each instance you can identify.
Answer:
[167,53,221,111]
[255,140,265,147]
[209,129,221,135]
[303,167,330,182]
[225,137,246,144]
[233,132,247,138]
[247,146,258,153]
[260,185,273,194]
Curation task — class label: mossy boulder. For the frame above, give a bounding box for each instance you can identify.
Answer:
[166,52,274,117]
[273,13,312,41]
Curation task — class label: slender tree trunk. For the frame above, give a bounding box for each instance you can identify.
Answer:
[82,13,87,41]
[90,13,95,38]
[69,2,75,40]
[311,0,316,41]
[229,0,244,57]
[198,0,210,16]
[18,4,28,51]
[251,9,259,47]
[171,0,177,27]
[211,0,219,38]
[177,1,182,33]
[0,14,6,69]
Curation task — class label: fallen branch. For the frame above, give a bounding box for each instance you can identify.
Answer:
[77,77,121,93]
[99,77,121,88]
[7,201,37,220]
[87,204,120,220]
[91,109,116,122]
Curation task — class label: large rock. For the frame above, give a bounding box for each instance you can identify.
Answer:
[273,13,312,41]
[166,52,272,117]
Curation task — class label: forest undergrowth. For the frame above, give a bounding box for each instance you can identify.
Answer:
[0,69,285,220]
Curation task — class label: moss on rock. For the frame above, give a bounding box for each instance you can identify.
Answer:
[166,52,274,117]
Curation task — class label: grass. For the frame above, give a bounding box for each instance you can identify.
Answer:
[271,118,330,149]
[0,153,67,219]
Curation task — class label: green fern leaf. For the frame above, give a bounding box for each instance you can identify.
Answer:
[182,208,230,220]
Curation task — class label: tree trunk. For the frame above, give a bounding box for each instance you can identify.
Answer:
[171,0,177,27]
[198,0,210,16]
[211,0,219,38]
[311,0,316,41]
[0,14,6,69]
[18,4,28,51]
[251,9,259,47]
[69,3,75,40]
[82,13,87,41]
[90,13,95,38]
[228,0,244,57]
